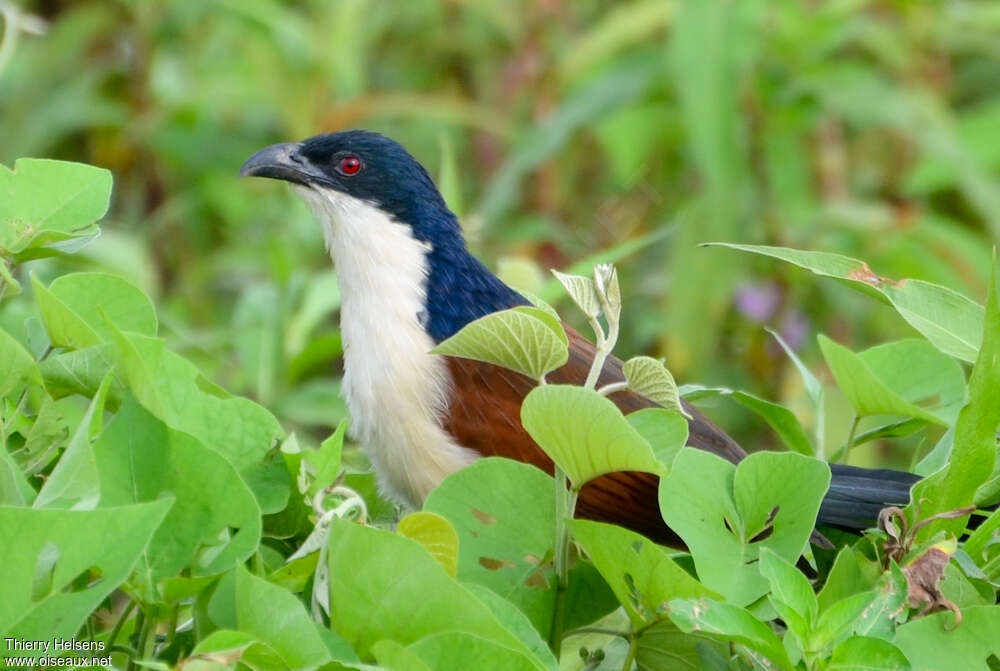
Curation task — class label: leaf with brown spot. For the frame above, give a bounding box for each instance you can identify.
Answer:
[479,556,516,571]
[471,508,497,525]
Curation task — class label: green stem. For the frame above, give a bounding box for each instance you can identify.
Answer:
[814,389,826,459]
[621,632,639,671]
[165,603,179,648]
[125,608,145,671]
[548,471,579,658]
[834,414,861,464]
[107,598,137,650]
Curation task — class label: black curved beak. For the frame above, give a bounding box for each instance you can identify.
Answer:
[239,142,323,186]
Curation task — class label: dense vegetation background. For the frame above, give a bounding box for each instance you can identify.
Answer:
[3,0,998,467]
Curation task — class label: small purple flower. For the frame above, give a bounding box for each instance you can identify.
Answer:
[734,282,781,323]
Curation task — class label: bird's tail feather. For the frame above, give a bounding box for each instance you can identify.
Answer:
[818,463,920,530]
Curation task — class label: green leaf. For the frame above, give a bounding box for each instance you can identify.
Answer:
[521,385,663,488]
[682,385,813,456]
[93,395,262,598]
[622,356,685,415]
[373,640,433,671]
[38,344,117,399]
[634,619,728,671]
[304,420,346,497]
[853,562,908,640]
[912,260,1000,539]
[0,159,111,260]
[461,583,558,671]
[893,606,1000,670]
[668,598,793,671]
[397,511,460,578]
[50,272,157,339]
[759,547,818,629]
[325,518,546,668]
[810,591,878,652]
[0,500,171,641]
[0,448,34,506]
[710,244,984,363]
[32,371,112,509]
[432,307,568,382]
[827,636,911,671]
[818,337,947,425]
[235,563,356,666]
[767,327,823,405]
[407,632,542,671]
[110,329,289,513]
[658,449,830,605]
[0,326,40,398]
[31,273,102,349]
[625,408,689,470]
[551,269,599,318]
[423,458,617,640]
[571,519,714,626]
[816,547,882,613]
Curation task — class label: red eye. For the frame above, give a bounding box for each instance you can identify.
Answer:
[338,155,362,175]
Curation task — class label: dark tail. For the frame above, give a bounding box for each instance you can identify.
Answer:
[818,463,920,530]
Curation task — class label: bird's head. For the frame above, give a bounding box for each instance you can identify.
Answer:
[240,130,463,249]
[240,130,526,341]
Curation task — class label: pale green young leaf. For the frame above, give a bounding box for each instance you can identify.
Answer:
[625,408,688,470]
[521,385,662,488]
[551,269,599,318]
[0,159,111,260]
[431,307,568,382]
[622,355,686,415]
[710,244,984,362]
[397,511,460,578]
[593,263,621,323]
[668,598,794,671]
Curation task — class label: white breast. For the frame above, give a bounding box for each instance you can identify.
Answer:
[294,186,479,508]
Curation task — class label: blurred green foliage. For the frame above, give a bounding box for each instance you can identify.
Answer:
[2,0,999,467]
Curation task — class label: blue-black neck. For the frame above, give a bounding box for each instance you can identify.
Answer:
[401,205,524,342]
[421,239,529,343]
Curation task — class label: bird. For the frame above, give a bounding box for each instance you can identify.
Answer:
[239,129,918,546]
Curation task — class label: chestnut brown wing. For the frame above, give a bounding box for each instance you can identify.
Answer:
[442,325,746,546]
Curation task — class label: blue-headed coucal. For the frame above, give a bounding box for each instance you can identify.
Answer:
[240,130,917,545]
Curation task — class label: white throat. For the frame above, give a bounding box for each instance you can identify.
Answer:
[295,186,478,508]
